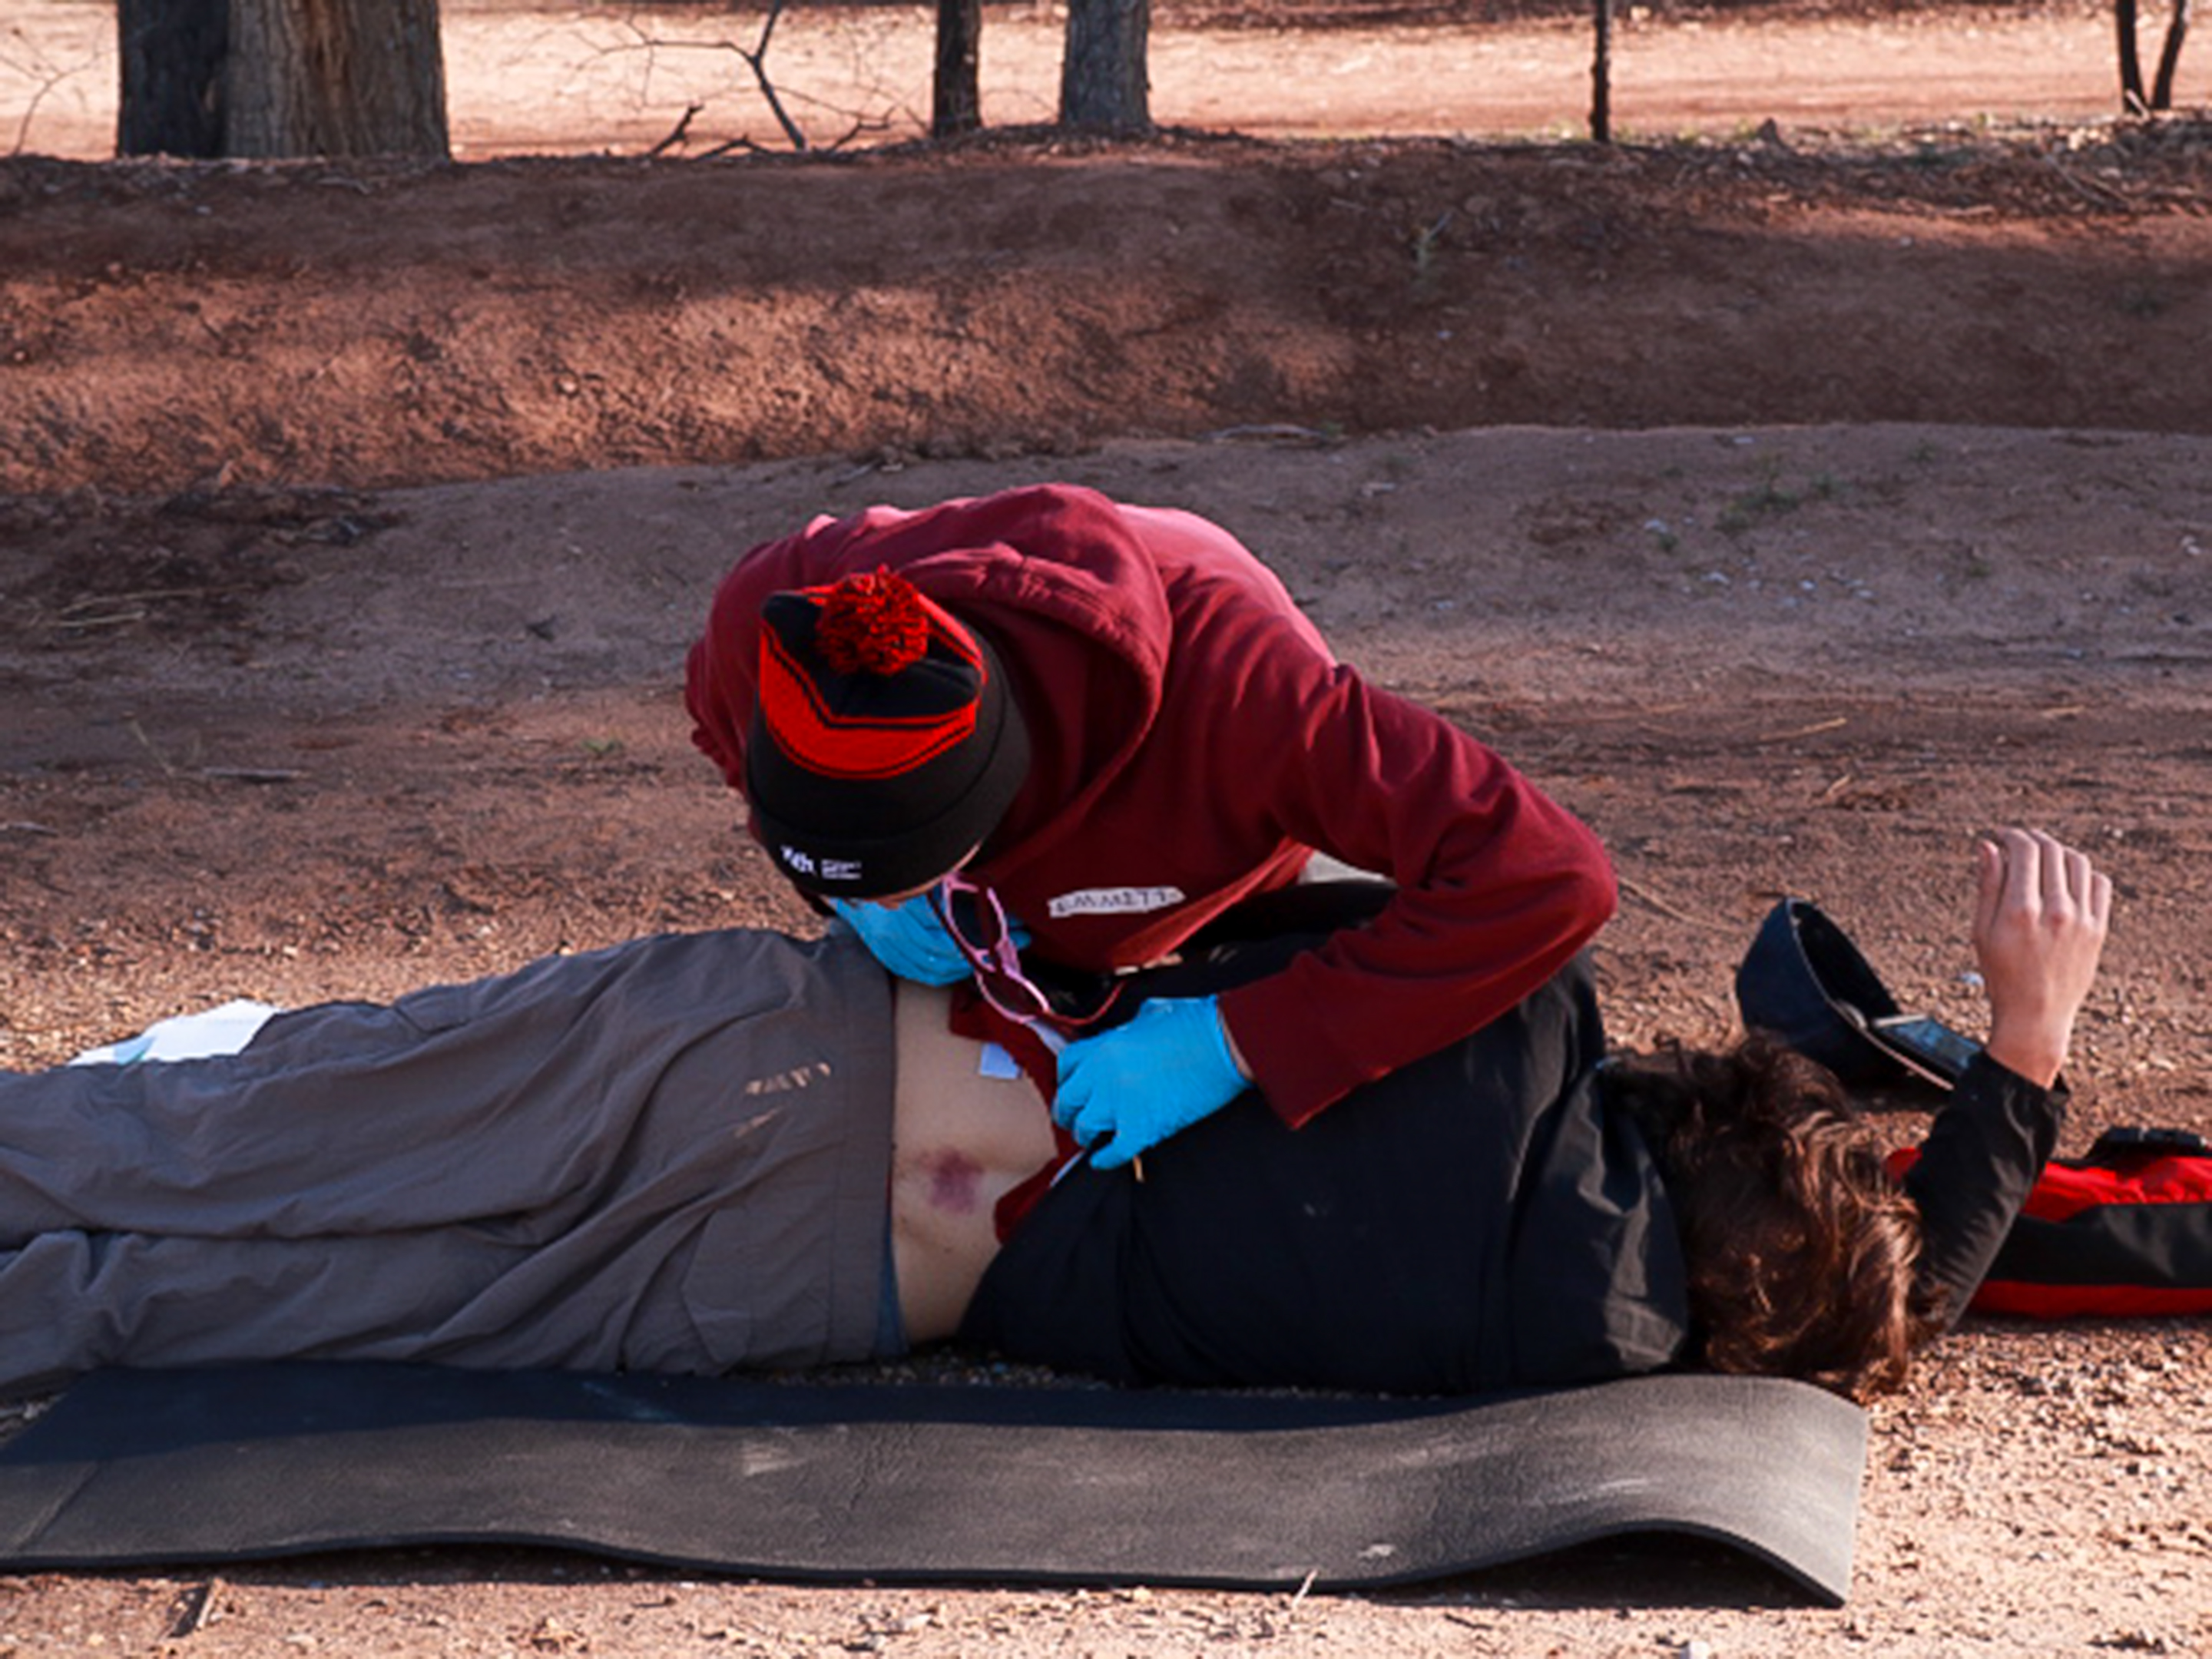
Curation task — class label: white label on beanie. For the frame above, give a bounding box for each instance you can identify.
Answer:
[1047,886,1187,919]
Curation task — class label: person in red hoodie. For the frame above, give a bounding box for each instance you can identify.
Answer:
[684,484,1617,1168]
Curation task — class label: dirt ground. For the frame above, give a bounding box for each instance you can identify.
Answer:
[3,0,2212,1653]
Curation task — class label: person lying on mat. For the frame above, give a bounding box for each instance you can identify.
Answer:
[684,484,1617,1169]
[0,828,2104,1405]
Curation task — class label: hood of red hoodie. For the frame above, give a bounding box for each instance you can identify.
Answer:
[686,485,1172,865]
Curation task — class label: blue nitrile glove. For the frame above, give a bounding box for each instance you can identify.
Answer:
[1053,995,1248,1171]
[828,894,974,985]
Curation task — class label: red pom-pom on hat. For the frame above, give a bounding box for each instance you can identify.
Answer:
[815,568,931,675]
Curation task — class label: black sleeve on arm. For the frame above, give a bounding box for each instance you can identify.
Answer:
[1903,1055,2066,1332]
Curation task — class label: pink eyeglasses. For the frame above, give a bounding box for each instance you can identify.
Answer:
[929,872,1118,1053]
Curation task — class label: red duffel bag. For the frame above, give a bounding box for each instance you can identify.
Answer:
[1890,1128,2212,1319]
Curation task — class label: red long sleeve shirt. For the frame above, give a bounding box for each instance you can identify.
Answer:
[687,484,1616,1124]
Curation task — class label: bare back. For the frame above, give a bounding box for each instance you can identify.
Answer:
[889,984,1061,1343]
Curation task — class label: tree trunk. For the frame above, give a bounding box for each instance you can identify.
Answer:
[117,0,229,157]
[2151,0,2191,109]
[1059,0,1151,134]
[224,0,449,158]
[1589,0,1613,144]
[932,0,983,137]
[2117,0,2148,111]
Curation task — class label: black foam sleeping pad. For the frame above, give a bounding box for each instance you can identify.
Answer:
[0,1362,1866,1604]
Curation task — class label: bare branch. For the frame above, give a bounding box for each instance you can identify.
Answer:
[599,2,917,157]
[743,0,810,151]
[647,99,706,158]
[4,25,107,157]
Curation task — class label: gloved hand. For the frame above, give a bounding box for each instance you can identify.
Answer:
[1054,995,1248,1171]
[829,893,975,985]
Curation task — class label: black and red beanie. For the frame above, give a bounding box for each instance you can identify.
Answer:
[747,568,1029,899]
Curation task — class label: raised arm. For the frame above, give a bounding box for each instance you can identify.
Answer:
[1906,828,2114,1329]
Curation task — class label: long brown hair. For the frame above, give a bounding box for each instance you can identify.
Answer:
[1607,1035,1929,1401]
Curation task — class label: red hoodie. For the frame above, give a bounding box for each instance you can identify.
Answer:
[687,484,1616,1124]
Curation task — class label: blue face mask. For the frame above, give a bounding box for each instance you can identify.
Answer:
[828,892,975,986]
